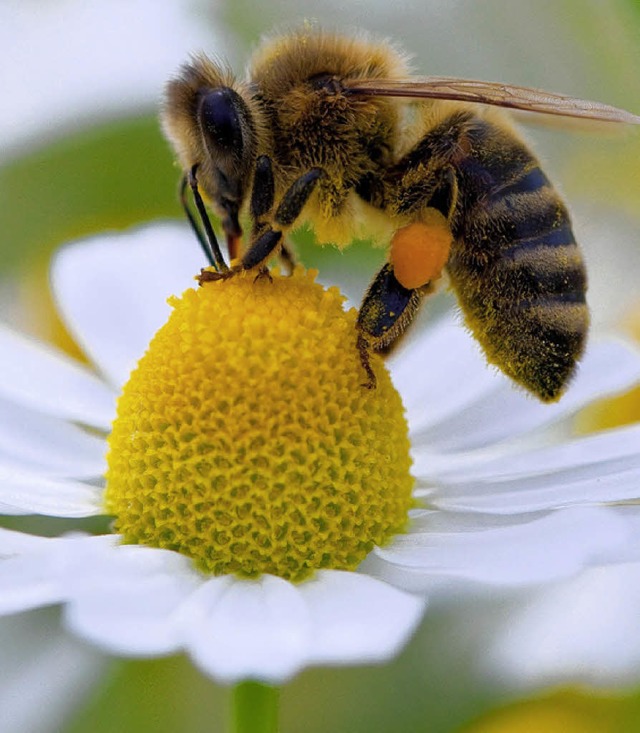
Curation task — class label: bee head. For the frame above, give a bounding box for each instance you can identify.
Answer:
[195,85,257,237]
[162,57,259,239]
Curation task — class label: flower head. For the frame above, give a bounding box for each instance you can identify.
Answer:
[1,223,640,684]
[106,268,413,580]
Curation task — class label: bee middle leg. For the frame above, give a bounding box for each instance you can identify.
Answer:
[356,263,430,388]
[245,165,324,269]
[247,156,324,269]
[277,241,296,275]
[249,155,298,273]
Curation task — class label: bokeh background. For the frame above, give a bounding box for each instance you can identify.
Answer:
[1,1,640,731]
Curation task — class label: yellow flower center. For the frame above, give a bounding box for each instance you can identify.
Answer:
[105,268,414,581]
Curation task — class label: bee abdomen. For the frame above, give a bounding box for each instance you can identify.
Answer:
[449,163,588,402]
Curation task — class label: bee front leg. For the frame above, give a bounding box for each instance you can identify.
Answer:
[356,263,430,388]
[180,168,229,273]
[199,163,323,285]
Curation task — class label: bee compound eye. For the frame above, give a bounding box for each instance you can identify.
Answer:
[308,72,343,94]
[198,87,244,153]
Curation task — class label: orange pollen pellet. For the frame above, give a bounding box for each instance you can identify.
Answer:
[390,209,453,290]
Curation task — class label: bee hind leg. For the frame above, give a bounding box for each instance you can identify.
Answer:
[356,263,430,387]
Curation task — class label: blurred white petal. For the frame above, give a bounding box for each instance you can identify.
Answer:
[0,556,64,615]
[390,313,499,434]
[52,224,204,388]
[374,507,632,586]
[0,466,102,517]
[0,0,221,151]
[300,571,425,665]
[22,538,426,684]
[419,424,640,514]
[420,422,640,484]
[0,323,115,429]
[0,528,54,555]
[408,338,640,454]
[486,563,640,688]
[0,397,105,479]
[0,611,105,733]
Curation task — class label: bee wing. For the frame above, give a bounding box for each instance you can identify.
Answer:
[344,77,640,125]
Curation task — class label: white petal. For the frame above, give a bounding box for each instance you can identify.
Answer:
[373,507,632,587]
[0,556,64,614]
[0,323,115,429]
[420,423,640,514]
[183,572,426,683]
[409,337,640,453]
[301,571,426,665]
[0,528,59,555]
[0,532,425,682]
[0,611,105,733]
[486,564,640,688]
[0,533,118,614]
[0,466,102,517]
[0,396,106,479]
[52,223,205,389]
[0,0,219,150]
[64,544,201,656]
[390,313,500,434]
[602,506,640,563]
[0,504,29,516]
[183,575,314,682]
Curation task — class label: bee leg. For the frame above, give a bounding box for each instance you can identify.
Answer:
[278,241,296,275]
[251,155,276,221]
[251,155,302,274]
[183,167,229,273]
[198,155,275,284]
[356,263,428,387]
[427,166,458,222]
[240,167,324,271]
[357,333,377,389]
[200,166,323,285]
[254,265,274,283]
[273,168,324,227]
[180,174,212,265]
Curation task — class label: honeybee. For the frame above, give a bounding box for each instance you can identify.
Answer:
[161,28,640,402]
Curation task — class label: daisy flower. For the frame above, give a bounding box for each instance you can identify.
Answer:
[1,222,640,707]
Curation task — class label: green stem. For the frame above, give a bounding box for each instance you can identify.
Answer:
[231,681,280,733]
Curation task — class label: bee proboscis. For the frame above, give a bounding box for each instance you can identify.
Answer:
[162,28,640,402]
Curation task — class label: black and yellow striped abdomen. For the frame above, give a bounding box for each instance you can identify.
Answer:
[447,117,588,401]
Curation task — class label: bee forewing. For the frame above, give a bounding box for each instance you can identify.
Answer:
[345,77,640,125]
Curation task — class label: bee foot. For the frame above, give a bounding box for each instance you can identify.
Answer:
[254,266,273,284]
[197,266,239,286]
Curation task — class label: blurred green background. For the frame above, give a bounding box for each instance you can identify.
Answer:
[1,1,640,731]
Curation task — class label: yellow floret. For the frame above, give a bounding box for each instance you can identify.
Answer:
[105,267,413,581]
